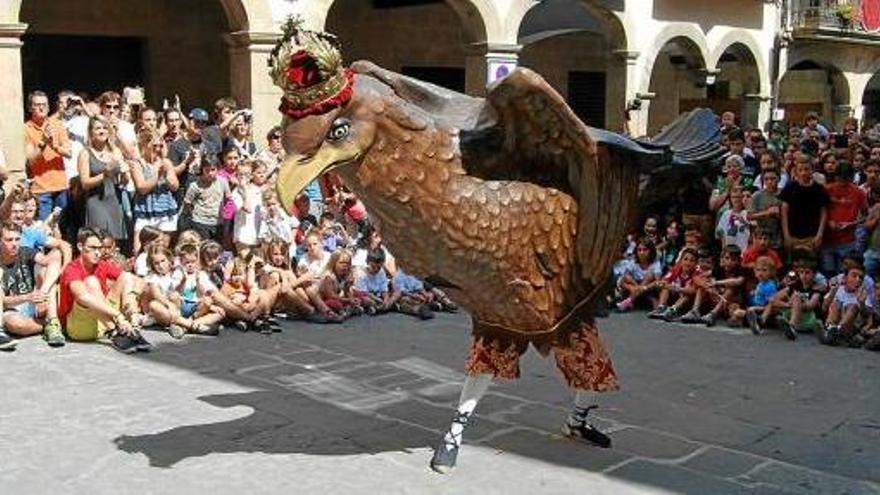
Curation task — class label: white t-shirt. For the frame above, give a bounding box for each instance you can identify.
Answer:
[715,209,750,252]
[259,205,298,244]
[297,251,330,278]
[618,259,662,285]
[145,272,175,297]
[134,252,149,277]
[834,286,874,309]
[232,184,263,246]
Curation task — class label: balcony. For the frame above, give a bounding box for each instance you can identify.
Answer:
[790,0,880,44]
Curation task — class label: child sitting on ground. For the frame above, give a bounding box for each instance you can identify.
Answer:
[822,263,873,347]
[317,249,365,319]
[354,248,396,315]
[681,246,747,327]
[143,245,221,338]
[734,256,779,335]
[172,243,226,332]
[768,258,824,340]
[220,255,278,333]
[392,268,437,320]
[615,238,662,312]
[648,247,701,321]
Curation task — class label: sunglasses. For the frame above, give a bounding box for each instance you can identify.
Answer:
[104,104,120,109]
[269,134,282,140]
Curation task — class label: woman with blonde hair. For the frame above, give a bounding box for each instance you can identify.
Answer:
[77,116,128,245]
[130,128,179,253]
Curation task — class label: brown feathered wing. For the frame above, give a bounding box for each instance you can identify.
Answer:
[460,68,666,300]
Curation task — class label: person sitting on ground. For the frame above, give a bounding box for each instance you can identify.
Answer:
[354,248,396,315]
[171,242,228,333]
[0,222,65,347]
[741,229,783,272]
[257,238,333,322]
[220,254,278,333]
[392,268,437,320]
[656,219,681,271]
[681,245,747,327]
[821,263,873,347]
[614,238,662,312]
[317,249,367,319]
[295,232,337,321]
[647,247,700,321]
[770,257,824,340]
[734,256,779,335]
[132,226,166,277]
[58,227,150,353]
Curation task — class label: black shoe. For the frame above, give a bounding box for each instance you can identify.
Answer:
[430,411,472,474]
[779,319,797,341]
[562,405,611,448]
[110,332,139,354]
[365,305,378,316]
[417,305,435,320]
[0,330,17,351]
[254,319,273,335]
[233,321,250,332]
[819,325,840,346]
[133,332,153,352]
[562,421,612,448]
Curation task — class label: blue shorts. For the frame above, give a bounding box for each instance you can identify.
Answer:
[6,303,37,319]
[181,300,199,318]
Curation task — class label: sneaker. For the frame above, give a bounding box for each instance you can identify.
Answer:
[110,332,139,354]
[233,321,250,332]
[701,312,716,327]
[168,324,186,340]
[0,329,17,351]
[679,310,702,324]
[747,311,763,335]
[132,332,153,352]
[819,324,840,346]
[615,298,634,313]
[272,311,291,320]
[364,305,378,316]
[779,319,797,341]
[428,301,443,312]
[661,306,681,322]
[562,420,612,448]
[440,299,459,313]
[647,305,668,319]
[43,318,66,347]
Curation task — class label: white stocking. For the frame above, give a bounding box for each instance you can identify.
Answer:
[568,390,596,425]
[443,374,492,447]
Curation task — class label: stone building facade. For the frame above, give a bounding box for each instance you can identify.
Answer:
[0,0,878,183]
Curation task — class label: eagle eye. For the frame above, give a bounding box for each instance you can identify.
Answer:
[328,118,351,142]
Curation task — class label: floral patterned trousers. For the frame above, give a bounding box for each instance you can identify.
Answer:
[465,322,619,392]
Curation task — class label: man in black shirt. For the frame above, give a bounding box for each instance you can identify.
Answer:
[780,153,830,258]
[0,222,65,346]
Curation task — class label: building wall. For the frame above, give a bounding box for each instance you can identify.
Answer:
[20,0,231,110]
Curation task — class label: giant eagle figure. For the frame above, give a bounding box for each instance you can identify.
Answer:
[269,20,704,474]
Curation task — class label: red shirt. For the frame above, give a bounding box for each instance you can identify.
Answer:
[58,258,122,326]
[662,264,701,288]
[824,181,866,246]
[741,246,783,271]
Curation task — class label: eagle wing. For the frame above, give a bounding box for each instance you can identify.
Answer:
[460,68,667,290]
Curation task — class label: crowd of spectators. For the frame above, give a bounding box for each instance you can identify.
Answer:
[613,110,880,352]
[0,88,457,353]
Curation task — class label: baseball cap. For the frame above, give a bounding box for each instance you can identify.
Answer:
[189,108,210,122]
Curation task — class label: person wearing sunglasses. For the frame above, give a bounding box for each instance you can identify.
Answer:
[58,227,151,354]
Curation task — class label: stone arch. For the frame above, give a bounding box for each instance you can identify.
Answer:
[11,0,274,31]
[310,0,490,44]
[779,59,851,129]
[708,31,768,95]
[645,32,710,134]
[641,23,710,93]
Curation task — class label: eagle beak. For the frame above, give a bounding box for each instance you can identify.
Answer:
[276,153,324,216]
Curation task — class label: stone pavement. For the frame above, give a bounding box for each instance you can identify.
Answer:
[1,312,879,494]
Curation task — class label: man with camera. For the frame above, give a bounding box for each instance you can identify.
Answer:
[24,90,72,222]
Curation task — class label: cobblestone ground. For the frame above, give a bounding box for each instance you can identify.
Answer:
[1,312,878,494]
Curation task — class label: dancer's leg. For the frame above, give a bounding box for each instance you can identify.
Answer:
[430,373,492,474]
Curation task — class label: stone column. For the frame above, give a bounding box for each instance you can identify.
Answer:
[612,49,641,135]
[743,93,772,129]
[225,30,284,143]
[464,43,520,96]
[0,23,27,185]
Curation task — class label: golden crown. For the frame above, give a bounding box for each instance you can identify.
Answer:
[268,16,354,119]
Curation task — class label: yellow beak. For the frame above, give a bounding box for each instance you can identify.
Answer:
[276,145,359,215]
[276,153,324,215]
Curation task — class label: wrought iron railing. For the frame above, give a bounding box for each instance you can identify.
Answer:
[789,0,873,33]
